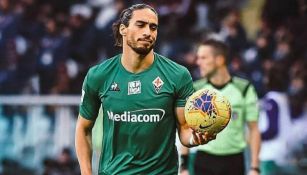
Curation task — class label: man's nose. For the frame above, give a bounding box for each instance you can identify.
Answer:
[142,26,151,36]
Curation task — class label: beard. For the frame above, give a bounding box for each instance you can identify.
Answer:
[202,67,217,78]
[127,37,155,56]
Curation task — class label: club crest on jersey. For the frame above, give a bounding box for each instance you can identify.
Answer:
[128,80,141,95]
[109,82,120,91]
[152,76,164,93]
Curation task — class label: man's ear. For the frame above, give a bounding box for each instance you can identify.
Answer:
[216,55,226,66]
[119,24,127,36]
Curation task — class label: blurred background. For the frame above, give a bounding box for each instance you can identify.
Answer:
[0,0,307,174]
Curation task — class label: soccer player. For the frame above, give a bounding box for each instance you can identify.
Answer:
[180,39,261,175]
[75,4,213,175]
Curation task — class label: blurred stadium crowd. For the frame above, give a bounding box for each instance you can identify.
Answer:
[0,0,307,174]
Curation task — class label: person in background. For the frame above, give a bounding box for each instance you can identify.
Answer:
[181,39,261,175]
[258,61,292,175]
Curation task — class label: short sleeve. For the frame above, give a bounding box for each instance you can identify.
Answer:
[79,70,101,121]
[175,69,195,107]
[244,84,259,122]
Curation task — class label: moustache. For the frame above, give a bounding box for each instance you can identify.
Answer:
[138,38,153,43]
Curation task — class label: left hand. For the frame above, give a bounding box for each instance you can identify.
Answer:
[190,131,216,146]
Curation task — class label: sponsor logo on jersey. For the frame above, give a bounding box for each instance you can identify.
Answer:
[109,82,120,91]
[152,76,164,93]
[128,80,141,95]
[107,109,165,123]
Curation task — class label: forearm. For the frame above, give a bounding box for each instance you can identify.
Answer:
[249,127,261,168]
[75,126,93,175]
[178,126,193,147]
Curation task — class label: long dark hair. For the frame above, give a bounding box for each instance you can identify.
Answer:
[112,4,158,47]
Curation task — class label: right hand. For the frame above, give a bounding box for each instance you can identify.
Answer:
[190,131,216,146]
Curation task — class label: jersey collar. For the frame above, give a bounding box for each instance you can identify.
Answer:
[208,77,233,90]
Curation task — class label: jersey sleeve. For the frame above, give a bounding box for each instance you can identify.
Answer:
[175,69,195,107]
[79,69,101,121]
[244,84,259,122]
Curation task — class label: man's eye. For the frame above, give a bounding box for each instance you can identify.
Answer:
[136,23,144,27]
[150,25,158,30]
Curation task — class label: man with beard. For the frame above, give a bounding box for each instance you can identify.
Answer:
[75,4,214,175]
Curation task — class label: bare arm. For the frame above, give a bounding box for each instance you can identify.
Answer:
[248,121,261,175]
[75,115,95,175]
[176,107,215,174]
[176,107,193,147]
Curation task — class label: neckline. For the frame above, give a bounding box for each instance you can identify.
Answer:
[208,77,233,90]
[118,53,157,76]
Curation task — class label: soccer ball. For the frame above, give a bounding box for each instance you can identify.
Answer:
[184,88,232,135]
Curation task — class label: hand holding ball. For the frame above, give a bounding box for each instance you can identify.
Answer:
[185,89,232,136]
